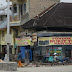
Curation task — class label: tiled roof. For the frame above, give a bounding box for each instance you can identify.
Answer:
[22,3,72,29]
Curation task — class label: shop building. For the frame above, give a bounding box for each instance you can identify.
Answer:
[21,2,72,63]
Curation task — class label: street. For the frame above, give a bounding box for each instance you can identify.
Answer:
[0,65,72,72]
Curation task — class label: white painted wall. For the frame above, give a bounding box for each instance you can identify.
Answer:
[60,0,72,3]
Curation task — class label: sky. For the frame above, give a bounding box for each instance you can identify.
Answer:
[0,0,12,15]
[60,0,72,3]
[0,0,12,9]
[0,0,7,9]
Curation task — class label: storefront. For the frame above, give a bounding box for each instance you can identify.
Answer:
[35,34,72,62]
[21,3,72,63]
[15,37,33,63]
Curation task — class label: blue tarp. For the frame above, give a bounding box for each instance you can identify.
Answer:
[20,46,32,60]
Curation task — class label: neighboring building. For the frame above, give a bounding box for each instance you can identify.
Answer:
[29,0,60,19]
[22,3,72,63]
[0,0,13,56]
[0,0,29,56]
[10,0,29,25]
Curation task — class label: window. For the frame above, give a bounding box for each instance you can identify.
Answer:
[14,30,18,37]
[0,16,3,21]
[19,3,26,15]
[2,31,4,40]
[13,4,17,13]
[10,30,12,34]
[20,5,23,15]
[24,3,26,13]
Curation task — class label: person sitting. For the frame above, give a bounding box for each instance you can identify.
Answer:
[53,53,58,61]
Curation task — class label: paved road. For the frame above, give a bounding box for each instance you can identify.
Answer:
[0,65,72,72]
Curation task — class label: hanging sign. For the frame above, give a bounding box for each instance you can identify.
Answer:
[32,33,37,42]
[38,37,72,46]
[16,37,31,46]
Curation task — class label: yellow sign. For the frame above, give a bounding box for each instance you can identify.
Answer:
[32,33,37,42]
[38,37,72,46]
[16,37,31,46]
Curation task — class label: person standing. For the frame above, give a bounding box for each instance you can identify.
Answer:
[18,51,23,67]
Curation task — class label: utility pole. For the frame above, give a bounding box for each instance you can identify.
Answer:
[7,0,10,62]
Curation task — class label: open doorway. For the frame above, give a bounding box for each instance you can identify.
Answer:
[65,49,71,58]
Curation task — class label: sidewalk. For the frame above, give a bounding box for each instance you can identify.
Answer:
[18,65,72,72]
[0,65,72,72]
